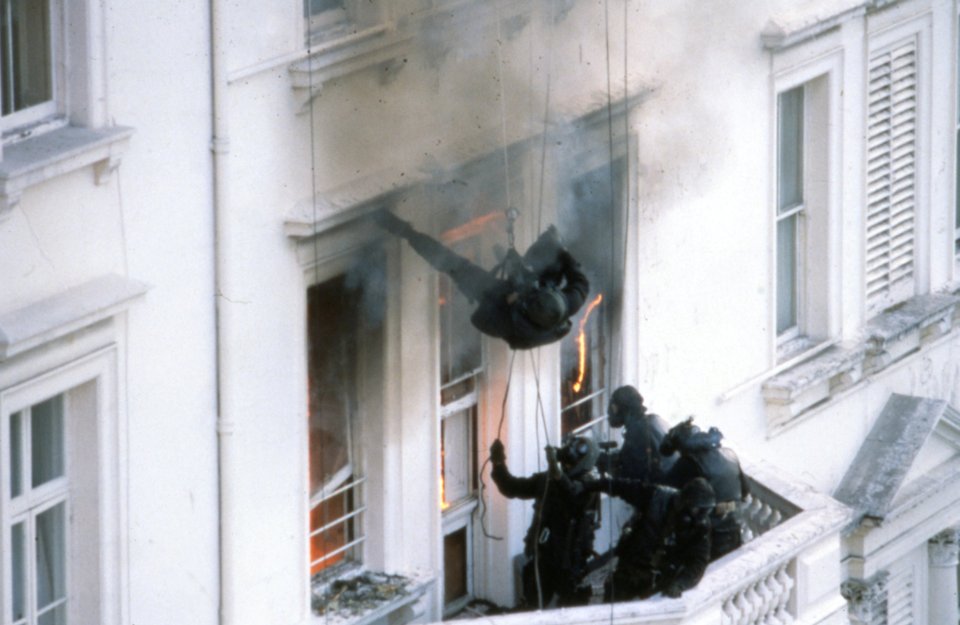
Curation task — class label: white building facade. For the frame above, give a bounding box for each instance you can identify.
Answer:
[0,1,959,625]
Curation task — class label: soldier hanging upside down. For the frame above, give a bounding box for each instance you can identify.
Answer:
[375,210,590,350]
[489,436,601,608]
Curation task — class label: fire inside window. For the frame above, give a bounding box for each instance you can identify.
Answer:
[438,223,486,611]
[308,276,365,576]
[560,161,622,436]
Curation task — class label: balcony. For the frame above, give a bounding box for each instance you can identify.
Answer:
[429,459,851,625]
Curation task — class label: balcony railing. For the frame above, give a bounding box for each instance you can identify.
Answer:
[427,458,851,625]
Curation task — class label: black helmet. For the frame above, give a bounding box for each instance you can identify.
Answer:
[558,435,599,478]
[608,385,645,426]
[680,477,716,510]
[521,287,567,329]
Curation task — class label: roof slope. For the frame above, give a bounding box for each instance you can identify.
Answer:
[833,393,953,521]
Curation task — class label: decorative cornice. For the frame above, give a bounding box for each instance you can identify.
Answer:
[841,571,889,624]
[929,528,960,567]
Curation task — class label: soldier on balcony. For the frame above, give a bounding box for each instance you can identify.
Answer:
[583,476,715,600]
[597,386,676,482]
[660,418,750,560]
[489,436,601,608]
[375,210,589,350]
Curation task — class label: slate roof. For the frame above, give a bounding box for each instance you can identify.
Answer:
[833,393,957,521]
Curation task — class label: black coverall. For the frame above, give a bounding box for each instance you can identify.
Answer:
[599,412,675,482]
[663,447,749,560]
[397,226,590,350]
[588,479,711,601]
[491,463,599,607]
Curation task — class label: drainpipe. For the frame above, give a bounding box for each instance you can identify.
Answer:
[209,0,236,624]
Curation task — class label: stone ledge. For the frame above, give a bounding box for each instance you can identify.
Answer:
[0,274,149,361]
[863,293,960,373]
[763,293,960,433]
[763,344,866,430]
[0,125,134,218]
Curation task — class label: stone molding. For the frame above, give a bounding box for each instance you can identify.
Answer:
[841,571,888,625]
[0,125,134,219]
[928,528,960,567]
[0,274,149,362]
[763,293,960,432]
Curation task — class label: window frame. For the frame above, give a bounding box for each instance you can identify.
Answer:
[0,346,119,625]
[302,0,385,47]
[1,0,64,141]
[770,48,841,363]
[954,12,960,256]
[559,160,624,440]
[436,216,492,616]
[306,274,369,578]
[775,84,807,345]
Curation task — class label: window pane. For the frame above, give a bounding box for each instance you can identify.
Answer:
[777,215,798,334]
[36,502,66,610]
[12,522,25,622]
[31,394,64,488]
[439,256,483,386]
[2,0,53,115]
[309,487,351,574]
[305,0,343,16]
[308,277,357,497]
[955,128,960,248]
[10,411,23,497]
[560,161,620,436]
[443,528,468,605]
[778,87,804,212]
[37,604,66,625]
[441,408,475,508]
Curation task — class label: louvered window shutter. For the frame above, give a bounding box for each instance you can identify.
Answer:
[884,565,914,625]
[865,39,918,314]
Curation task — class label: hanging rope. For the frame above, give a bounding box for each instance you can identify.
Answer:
[478,351,518,540]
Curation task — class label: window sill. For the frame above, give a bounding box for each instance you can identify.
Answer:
[311,573,433,625]
[763,293,960,433]
[289,23,408,109]
[0,125,134,218]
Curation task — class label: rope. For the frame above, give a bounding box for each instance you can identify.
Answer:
[535,0,556,235]
[494,0,513,213]
[602,0,617,610]
[479,351,518,540]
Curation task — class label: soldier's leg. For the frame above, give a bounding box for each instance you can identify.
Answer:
[403,231,499,301]
[375,210,498,300]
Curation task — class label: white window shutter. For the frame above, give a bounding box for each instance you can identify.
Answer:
[884,564,914,625]
[865,39,917,314]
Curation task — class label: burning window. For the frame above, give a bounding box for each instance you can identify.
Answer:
[308,276,365,575]
[560,160,624,437]
[438,219,488,614]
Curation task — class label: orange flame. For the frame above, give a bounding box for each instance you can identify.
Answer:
[440,446,451,511]
[440,474,450,510]
[572,294,604,393]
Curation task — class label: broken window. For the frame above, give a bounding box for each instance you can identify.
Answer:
[308,275,365,575]
[560,161,622,437]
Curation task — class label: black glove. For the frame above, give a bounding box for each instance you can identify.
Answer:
[372,209,414,237]
[663,583,683,599]
[490,439,506,465]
